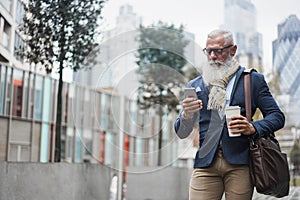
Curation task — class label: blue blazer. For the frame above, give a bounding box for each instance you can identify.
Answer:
[174,66,285,168]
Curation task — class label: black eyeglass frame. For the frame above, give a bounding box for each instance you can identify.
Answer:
[203,45,233,56]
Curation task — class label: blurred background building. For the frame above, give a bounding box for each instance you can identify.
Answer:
[73,4,198,167]
[273,14,300,128]
[73,4,197,99]
[0,0,299,170]
[0,2,184,169]
[223,0,263,73]
[73,4,142,94]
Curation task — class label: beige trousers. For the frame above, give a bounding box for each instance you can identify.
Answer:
[189,147,253,200]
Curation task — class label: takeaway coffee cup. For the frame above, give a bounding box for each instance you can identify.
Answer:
[225,106,241,137]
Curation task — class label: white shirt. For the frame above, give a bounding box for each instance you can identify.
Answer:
[219,74,236,118]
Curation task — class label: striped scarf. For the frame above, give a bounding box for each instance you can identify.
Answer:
[207,59,240,111]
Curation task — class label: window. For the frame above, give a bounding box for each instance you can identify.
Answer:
[83,129,92,158]
[61,126,67,160]
[2,20,11,49]
[62,83,69,123]
[83,88,91,127]
[99,131,105,164]
[27,72,35,118]
[0,0,12,12]
[15,0,25,25]
[0,65,6,115]
[50,79,57,122]
[12,69,24,117]
[34,76,43,120]
[22,72,29,118]
[14,32,23,61]
[65,127,74,162]
[67,84,75,126]
[5,67,12,115]
[101,93,107,130]
[43,77,52,122]
[12,80,23,116]
[9,144,30,162]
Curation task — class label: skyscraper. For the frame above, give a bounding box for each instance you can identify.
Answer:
[73,4,142,96]
[223,0,263,72]
[273,14,300,126]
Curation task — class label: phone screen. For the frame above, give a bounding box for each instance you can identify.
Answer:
[184,88,197,98]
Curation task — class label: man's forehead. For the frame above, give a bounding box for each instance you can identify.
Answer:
[206,36,225,47]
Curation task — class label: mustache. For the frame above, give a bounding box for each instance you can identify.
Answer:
[209,60,225,66]
[208,59,232,68]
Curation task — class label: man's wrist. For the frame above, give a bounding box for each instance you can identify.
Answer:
[182,111,193,121]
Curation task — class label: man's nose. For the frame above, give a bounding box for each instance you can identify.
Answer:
[209,51,218,59]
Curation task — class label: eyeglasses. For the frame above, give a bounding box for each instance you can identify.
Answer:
[203,45,233,56]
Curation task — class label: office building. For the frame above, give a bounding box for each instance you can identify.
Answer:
[273,14,300,127]
[223,0,263,72]
[0,2,180,168]
[73,4,142,96]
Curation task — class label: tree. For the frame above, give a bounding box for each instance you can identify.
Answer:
[290,140,300,170]
[266,70,281,96]
[290,140,300,185]
[21,0,105,162]
[135,21,189,165]
[252,70,281,122]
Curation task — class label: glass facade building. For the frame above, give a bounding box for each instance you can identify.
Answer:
[0,64,179,168]
[273,15,300,127]
[0,2,181,168]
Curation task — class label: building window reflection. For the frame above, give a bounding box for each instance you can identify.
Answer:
[0,65,6,115]
[0,64,178,166]
[34,76,43,120]
[11,69,23,117]
[6,67,12,115]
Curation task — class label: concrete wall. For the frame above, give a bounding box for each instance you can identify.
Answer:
[0,162,112,200]
[0,117,8,160]
[126,166,192,200]
[0,116,42,162]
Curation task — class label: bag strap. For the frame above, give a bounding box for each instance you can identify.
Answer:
[244,69,257,144]
[244,69,278,143]
[244,68,254,122]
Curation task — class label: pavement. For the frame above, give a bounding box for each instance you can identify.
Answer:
[252,187,300,200]
[220,187,300,200]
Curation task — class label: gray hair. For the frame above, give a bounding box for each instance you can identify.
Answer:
[207,29,234,44]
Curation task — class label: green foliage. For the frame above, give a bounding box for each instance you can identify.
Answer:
[290,140,300,166]
[266,71,281,96]
[135,21,189,113]
[20,0,105,162]
[21,0,104,73]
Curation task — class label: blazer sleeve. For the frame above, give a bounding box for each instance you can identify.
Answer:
[250,72,285,137]
[174,112,196,139]
[174,80,199,139]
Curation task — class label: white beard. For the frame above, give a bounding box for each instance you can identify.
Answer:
[202,57,234,85]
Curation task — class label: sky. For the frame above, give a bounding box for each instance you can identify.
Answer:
[100,0,300,70]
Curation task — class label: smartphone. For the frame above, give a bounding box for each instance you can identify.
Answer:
[184,88,197,98]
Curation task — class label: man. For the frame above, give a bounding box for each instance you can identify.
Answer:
[174,29,285,200]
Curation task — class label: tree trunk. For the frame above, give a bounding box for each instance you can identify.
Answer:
[158,112,163,166]
[157,91,163,166]
[54,62,63,162]
[54,21,67,162]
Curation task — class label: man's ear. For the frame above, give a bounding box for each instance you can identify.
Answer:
[231,45,237,56]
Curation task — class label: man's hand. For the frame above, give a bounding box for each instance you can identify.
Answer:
[182,98,202,119]
[228,115,256,135]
